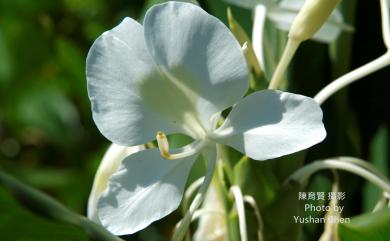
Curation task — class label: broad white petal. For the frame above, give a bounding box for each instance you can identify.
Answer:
[97,148,197,235]
[212,90,326,160]
[87,18,194,146]
[143,2,249,131]
[268,0,344,43]
[87,144,144,222]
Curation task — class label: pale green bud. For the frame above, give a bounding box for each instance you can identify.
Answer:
[289,0,340,42]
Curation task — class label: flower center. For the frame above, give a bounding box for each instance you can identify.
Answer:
[181,112,209,139]
[156,131,210,160]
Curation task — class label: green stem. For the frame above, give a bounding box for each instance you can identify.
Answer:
[268,38,301,89]
[0,170,119,241]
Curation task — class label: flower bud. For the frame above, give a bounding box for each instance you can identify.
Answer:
[289,0,340,42]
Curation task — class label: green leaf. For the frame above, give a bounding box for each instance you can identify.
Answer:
[363,126,388,212]
[227,209,241,241]
[6,84,81,144]
[0,170,119,241]
[0,187,89,241]
[262,182,303,241]
[339,208,390,241]
[56,37,87,98]
[233,157,279,208]
[0,31,13,83]
[273,151,307,183]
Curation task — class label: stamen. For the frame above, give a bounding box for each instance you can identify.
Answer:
[156,131,208,160]
[244,195,265,241]
[156,131,170,158]
[230,186,248,241]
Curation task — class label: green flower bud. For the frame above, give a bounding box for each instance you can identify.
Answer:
[289,0,340,42]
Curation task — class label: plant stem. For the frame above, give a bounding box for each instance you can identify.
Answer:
[0,170,119,241]
[268,38,301,89]
[286,159,390,194]
[314,52,390,104]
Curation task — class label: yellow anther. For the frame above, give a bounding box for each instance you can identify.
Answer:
[155,131,209,160]
[156,131,172,159]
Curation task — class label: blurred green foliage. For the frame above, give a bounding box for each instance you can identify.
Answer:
[0,186,89,241]
[0,0,389,241]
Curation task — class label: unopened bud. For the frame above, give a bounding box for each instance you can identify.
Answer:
[289,0,340,42]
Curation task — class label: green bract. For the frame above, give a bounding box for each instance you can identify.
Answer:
[86,1,326,235]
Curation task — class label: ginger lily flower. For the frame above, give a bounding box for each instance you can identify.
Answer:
[86,1,326,235]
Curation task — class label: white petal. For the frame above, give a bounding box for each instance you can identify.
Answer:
[268,0,344,43]
[252,5,267,71]
[212,90,326,160]
[87,144,144,222]
[143,2,249,131]
[87,18,194,146]
[97,148,197,235]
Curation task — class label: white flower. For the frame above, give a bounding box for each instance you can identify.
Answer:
[86,1,326,235]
